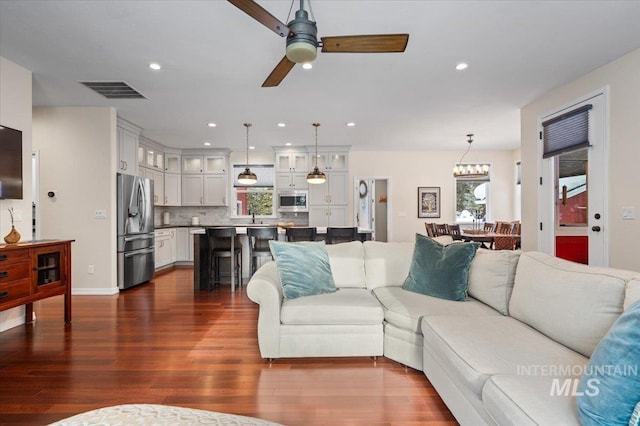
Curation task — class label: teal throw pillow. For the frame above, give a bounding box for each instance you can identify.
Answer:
[577,300,640,426]
[402,233,479,301]
[269,240,337,300]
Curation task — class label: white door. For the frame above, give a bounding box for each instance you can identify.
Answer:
[203,175,227,206]
[539,92,607,266]
[182,175,203,205]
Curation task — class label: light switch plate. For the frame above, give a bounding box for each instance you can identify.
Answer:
[622,206,636,220]
[94,209,107,219]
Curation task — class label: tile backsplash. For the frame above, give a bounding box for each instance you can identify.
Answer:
[154,207,308,227]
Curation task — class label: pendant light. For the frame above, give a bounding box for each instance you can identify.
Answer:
[307,122,326,184]
[453,133,490,178]
[237,123,257,185]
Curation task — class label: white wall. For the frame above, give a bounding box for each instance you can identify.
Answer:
[33,107,118,294]
[349,150,517,242]
[521,48,640,271]
[0,57,33,331]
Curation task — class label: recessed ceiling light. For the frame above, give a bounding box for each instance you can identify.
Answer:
[149,62,161,71]
[302,63,313,70]
[277,122,286,127]
[456,62,469,71]
[203,142,211,146]
[249,146,255,150]
[346,122,356,127]
[285,142,292,146]
[207,122,217,127]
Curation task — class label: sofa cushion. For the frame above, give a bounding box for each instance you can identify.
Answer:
[402,233,480,301]
[363,241,414,290]
[483,375,580,426]
[509,251,636,357]
[468,249,521,315]
[281,288,384,325]
[577,301,640,426]
[325,241,366,288]
[269,241,337,300]
[624,279,640,310]
[421,315,588,399]
[374,286,499,333]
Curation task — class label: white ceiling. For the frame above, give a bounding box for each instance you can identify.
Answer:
[1,0,640,153]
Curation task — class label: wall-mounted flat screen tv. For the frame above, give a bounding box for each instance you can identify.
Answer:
[0,125,23,199]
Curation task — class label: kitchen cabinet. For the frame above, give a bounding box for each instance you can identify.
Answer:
[164,172,181,206]
[276,172,308,189]
[117,120,140,175]
[274,149,308,189]
[154,228,176,269]
[176,228,190,262]
[182,155,226,174]
[314,151,348,172]
[275,151,308,173]
[307,147,350,227]
[145,168,165,206]
[164,153,181,173]
[146,148,164,170]
[308,205,349,227]
[181,175,228,206]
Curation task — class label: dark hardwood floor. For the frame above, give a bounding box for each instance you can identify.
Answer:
[0,268,457,425]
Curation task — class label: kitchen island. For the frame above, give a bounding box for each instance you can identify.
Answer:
[193,226,373,291]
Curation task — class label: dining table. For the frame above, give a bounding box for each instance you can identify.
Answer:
[461,231,521,249]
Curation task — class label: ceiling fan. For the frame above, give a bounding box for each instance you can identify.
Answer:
[228,0,409,87]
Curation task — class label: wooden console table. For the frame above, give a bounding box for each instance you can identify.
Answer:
[0,240,74,323]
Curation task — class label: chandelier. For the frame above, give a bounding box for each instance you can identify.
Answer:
[453,133,489,178]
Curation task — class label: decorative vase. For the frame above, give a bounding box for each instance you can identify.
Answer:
[4,225,20,244]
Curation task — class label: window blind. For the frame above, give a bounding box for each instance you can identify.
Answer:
[233,164,274,187]
[541,104,592,159]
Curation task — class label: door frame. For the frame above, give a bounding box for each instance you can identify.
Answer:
[537,87,609,266]
[353,176,392,242]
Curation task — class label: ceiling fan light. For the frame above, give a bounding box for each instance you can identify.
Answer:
[238,167,257,185]
[286,41,317,63]
[306,167,326,184]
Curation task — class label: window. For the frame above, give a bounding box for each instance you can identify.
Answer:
[455,176,490,225]
[232,165,275,218]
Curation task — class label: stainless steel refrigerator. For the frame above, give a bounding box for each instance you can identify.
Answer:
[117,173,155,290]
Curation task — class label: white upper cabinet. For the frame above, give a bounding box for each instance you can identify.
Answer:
[204,156,226,174]
[117,119,141,175]
[164,153,180,173]
[182,156,204,174]
[275,151,308,173]
[164,173,181,206]
[315,152,348,172]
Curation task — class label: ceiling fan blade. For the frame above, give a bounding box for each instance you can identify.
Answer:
[228,0,290,37]
[262,56,296,87]
[321,34,409,53]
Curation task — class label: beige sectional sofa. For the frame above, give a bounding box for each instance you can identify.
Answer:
[246,240,640,425]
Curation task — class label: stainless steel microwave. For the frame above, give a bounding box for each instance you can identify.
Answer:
[278,190,308,212]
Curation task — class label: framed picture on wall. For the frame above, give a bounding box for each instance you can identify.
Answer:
[418,187,440,218]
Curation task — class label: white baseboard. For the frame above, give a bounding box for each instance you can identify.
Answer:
[72,287,119,296]
[0,308,27,333]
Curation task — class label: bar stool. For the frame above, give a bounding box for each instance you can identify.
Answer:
[206,227,242,292]
[247,227,278,276]
[326,227,358,244]
[285,227,317,242]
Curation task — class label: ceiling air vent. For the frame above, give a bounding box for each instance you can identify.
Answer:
[79,81,146,99]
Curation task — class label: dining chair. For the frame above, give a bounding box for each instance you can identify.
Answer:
[206,227,242,292]
[326,227,358,244]
[424,223,436,237]
[483,222,496,233]
[285,227,317,242]
[495,222,511,234]
[446,224,462,240]
[510,222,521,235]
[247,227,278,276]
[434,224,449,236]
